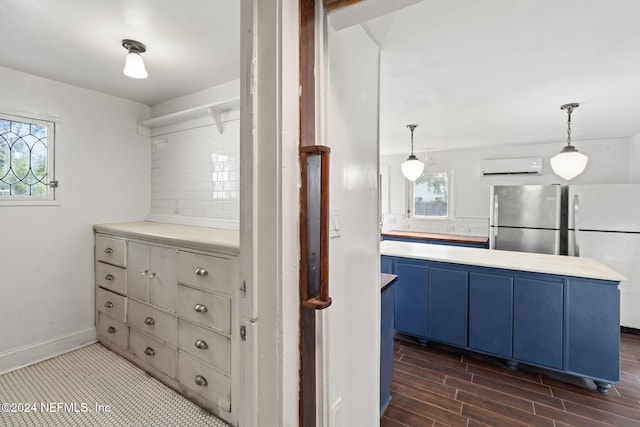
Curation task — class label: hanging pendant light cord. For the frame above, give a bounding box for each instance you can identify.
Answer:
[407,124,417,155]
[561,103,579,147]
[566,107,573,147]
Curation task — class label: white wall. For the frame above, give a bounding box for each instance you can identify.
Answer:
[630,133,640,183]
[0,66,150,372]
[324,23,381,427]
[382,137,633,235]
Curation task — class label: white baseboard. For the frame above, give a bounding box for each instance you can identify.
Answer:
[0,327,96,375]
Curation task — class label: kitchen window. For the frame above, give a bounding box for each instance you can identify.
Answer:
[409,170,450,218]
[0,113,57,205]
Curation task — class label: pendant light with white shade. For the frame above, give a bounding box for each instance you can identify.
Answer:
[401,124,425,181]
[550,103,588,180]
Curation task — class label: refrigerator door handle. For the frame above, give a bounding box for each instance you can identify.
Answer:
[491,195,499,249]
[574,194,580,256]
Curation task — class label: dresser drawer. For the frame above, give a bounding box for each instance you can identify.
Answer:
[96,287,126,323]
[96,262,126,295]
[178,320,230,373]
[96,235,127,267]
[177,251,233,295]
[129,328,177,378]
[177,351,231,412]
[177,285,231,335]
[128,299,177,346]
[97,312,128,350]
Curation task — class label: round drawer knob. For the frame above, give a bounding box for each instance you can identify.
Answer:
[194,304,208,313]
[105,274,115,281]
[194,375,208,387]
[104,248,114,254]
[107,327,116,334]
[104,301,114,308]
[194,267,208,277]
[144,317,155,325]
[194,339,208,350]
[144,347,155,356]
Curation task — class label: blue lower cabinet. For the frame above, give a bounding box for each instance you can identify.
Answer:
[429,268,468,347]
[380,282,395,414]
[566,278,620,390]
[429,240,487,248]
[395,261,429,338]
[381,256,394,274]
[384,255,620,392]
[469,273,513,358]
[382,235,487,248]
[382,236,422,244]
[513,278,563,369]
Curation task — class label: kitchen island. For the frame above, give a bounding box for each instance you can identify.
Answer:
[381,240,627,393]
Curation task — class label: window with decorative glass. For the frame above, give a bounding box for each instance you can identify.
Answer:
[409,171,450,218]
[0,113,56,204]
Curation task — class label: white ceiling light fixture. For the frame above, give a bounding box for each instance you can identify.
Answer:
[401,124,425,181]
[122,39,148,79]
[550,103,588,181]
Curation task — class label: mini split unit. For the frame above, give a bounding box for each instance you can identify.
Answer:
[480,157,542,176]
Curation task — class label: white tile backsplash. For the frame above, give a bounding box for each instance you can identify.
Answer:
[149,118,239,226]
[383,214,489,237]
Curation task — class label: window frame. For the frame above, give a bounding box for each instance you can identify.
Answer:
[407,169,453,219]
[0,111,59,206]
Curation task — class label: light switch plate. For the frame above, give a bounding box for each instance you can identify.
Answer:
[330,209,340,238]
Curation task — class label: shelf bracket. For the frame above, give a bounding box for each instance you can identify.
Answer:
[209,107,224,134]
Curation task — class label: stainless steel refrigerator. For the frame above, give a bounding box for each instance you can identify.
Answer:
[563,184,640,328]
[489,184,563,255]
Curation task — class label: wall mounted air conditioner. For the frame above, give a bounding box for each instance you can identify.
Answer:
[481,157,542,176]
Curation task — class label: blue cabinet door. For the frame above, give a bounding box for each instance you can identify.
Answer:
[566,278,620,382]
[469,272,513,357]
[429,267,468,347]
[380,283,395,414]
[395,261,429,338]
[381,256,394,274]
[513,278,563,369]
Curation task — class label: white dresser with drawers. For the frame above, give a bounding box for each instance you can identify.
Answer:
[94,221,239,425]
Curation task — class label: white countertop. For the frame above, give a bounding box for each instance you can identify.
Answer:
[94,221,239,255]
[381,240,627,282]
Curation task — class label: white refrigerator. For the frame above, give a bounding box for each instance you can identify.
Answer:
[563,184,640,328]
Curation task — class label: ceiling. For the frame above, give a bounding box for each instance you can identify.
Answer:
[368,0,640,155]
[0,0,239,106]
[1,0,640,156]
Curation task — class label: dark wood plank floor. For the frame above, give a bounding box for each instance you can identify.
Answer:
[381,332,640,427]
